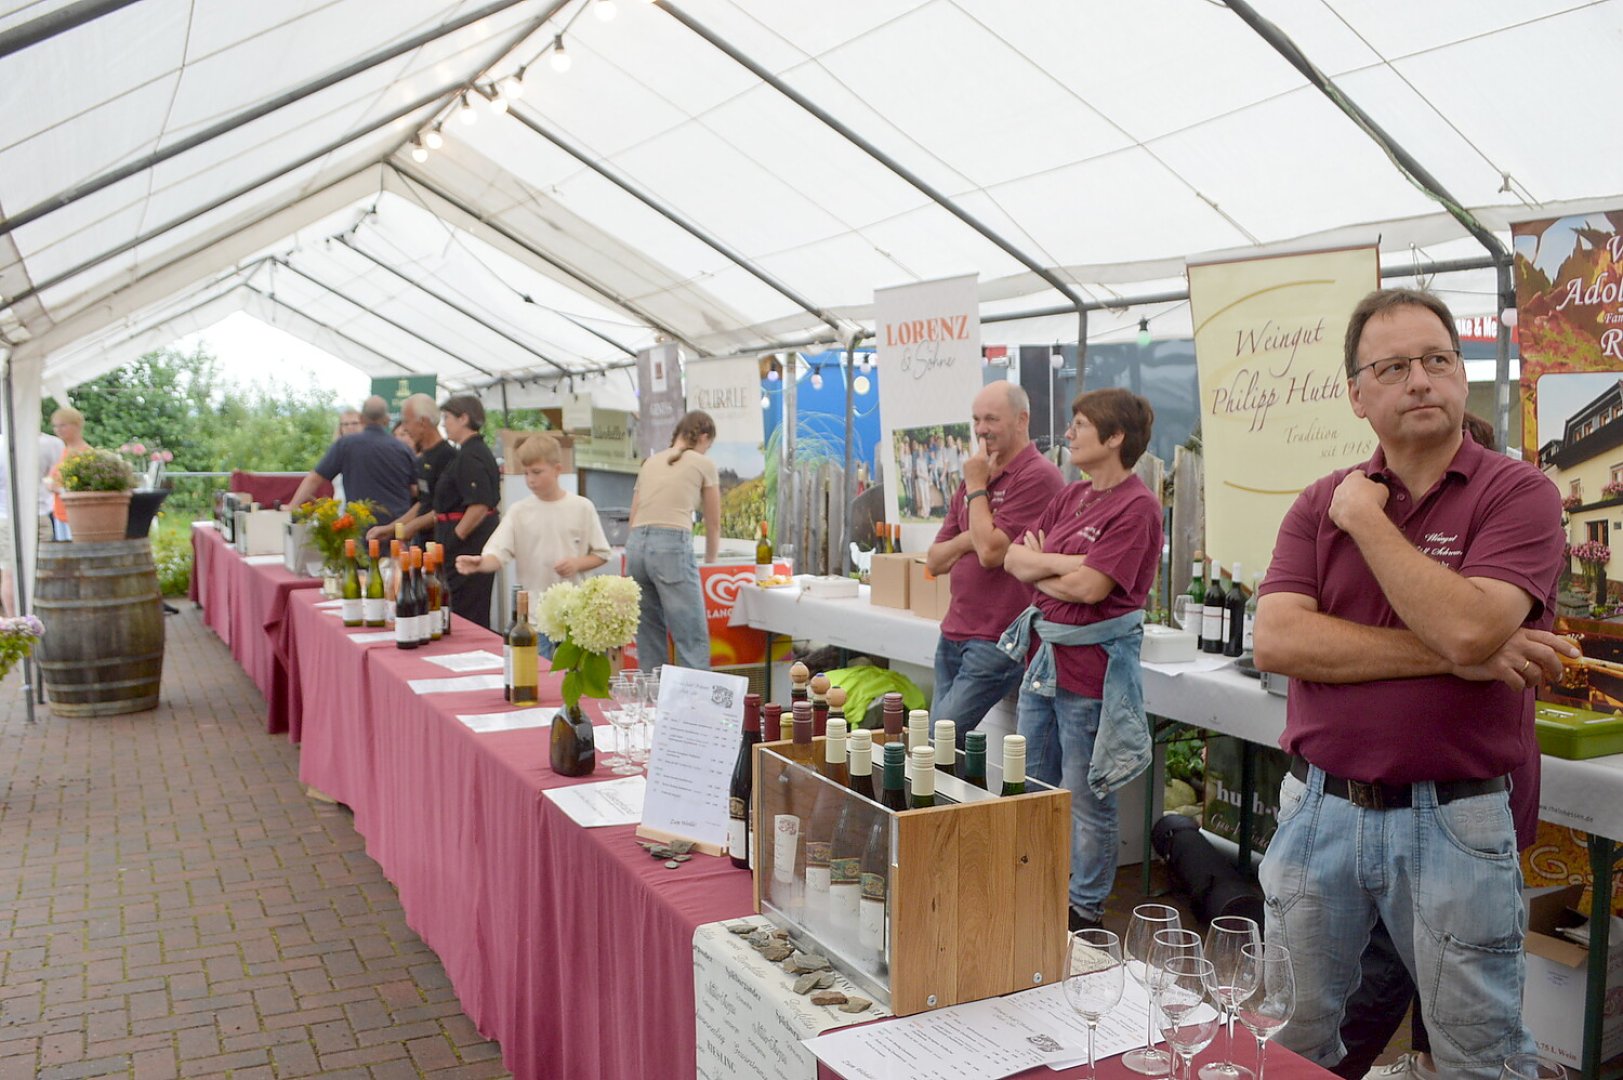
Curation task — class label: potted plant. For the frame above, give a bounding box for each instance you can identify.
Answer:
[0,615,44,682]
[58,448,137,543]
[535,575,642,776]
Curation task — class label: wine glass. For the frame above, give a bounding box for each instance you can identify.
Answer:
[1154,956,1223,1080]
[627,672,654,768]
[1200,916,1261,1080]
[1235,942,1295,1080]
[1124,904,1183,1076]
[604,674,635,768]
[1063,929,1126,1080]
[1501,1055,1567,1080]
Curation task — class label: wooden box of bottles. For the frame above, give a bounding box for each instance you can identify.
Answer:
[750,737,1069,1017]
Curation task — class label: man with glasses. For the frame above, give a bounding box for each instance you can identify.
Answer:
[1253,288,1576,1079]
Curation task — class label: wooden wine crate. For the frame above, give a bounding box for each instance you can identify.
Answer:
[751,737,1070,1016]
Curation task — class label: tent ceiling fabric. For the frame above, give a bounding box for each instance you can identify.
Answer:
[1,0,1619,393]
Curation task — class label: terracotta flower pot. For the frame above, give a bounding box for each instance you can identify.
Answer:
[61,490,134,544]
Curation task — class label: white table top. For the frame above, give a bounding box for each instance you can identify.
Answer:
[730,577,1623,843]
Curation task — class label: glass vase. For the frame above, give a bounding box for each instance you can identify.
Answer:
[550,702,597,777]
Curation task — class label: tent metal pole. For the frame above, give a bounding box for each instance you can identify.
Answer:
[0,0,557,240]
[2,86,462,313]
[1,350,37,723]
[334,237,572,377]
[1495,264,1514,449]
[388,165,707,357]
[0,0,141,61]
[839,333,864,575]
[240,285,420,375]
[506,109,848,340]
[655,1,1088,317]
[543,308,637,359]
[268,259,495,377]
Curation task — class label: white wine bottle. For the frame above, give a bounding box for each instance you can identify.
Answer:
[510,591,539,706]
[755,519,773,582]
[341,538,362,627]
[933,719,957,777]
[907,746,937,809]
[363,538,385,627]
[1000,734,1027,797]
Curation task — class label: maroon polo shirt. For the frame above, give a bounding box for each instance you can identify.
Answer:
[1259,437,1564,788]
[935,442,1065,642]
[1027,474,1163,698]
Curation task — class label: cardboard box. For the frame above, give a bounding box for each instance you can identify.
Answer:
[908,557,952,621]
[868,554,913,610]
[1522,884,1623,1068]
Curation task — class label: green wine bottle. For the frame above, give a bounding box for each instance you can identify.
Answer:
[341,537,362,627]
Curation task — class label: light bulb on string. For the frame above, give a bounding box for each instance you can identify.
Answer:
[853,375,871,396]
[488,85,509,114]
[409,138,428,164]
[1050,344,1064,370]
[1136,317,1152,348]
[423,127,444,151]
[858,353,872,374]
[766,366,780,382]
[503,71,525,101]
[760,393,771,410]
[549,35,572,73]
[594,0,617,20]
[810,367,823,390]
[457,93,478,126]
[1500,294,1519,328]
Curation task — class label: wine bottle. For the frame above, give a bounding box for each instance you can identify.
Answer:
[771,706,812,918]
[905,710,929,787]
[1243,572,1261,654]
[789,661,810,713]
[1202,561,1227,654]
[846,729,875,801]
[755,519,773,582]
[394,549,419,651]
[425,549,444,642]
[386,539,403,625]
[727,693,762,870]
[963,731,989,790]
[859,793,890,969]
[1193,553,1208,649]
[502,586,518,701]
[878,742,908,812]
[907,747,937,809]
[363,539,386,627]
[826,685,848,737]
[810,673,830,740]
[791,700,813,748]
[414,551,432,648]
[510,591,539,706]
[438,542,453,637]
[829,737,872,935]
[341,538,363,627]
[818,713,849,788]
[1000,734,1027,796]
[804,714,848,928]
[1223,561,1247,658]
[879,691,905,745]
[763,702,785,743]
[933,719,957,777]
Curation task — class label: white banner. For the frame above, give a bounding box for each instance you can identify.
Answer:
[685,356,765,459]
[875,274,982,550]
[637,341,683,458]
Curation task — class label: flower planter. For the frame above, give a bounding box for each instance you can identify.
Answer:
[61,490,134,544]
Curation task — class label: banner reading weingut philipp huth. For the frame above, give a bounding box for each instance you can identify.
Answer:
[1188,247,1379,580]
[875,274,981,550]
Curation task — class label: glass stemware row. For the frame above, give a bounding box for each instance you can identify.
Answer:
[606,671,657,773]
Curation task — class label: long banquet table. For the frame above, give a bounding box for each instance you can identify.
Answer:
[277,587,756,1079]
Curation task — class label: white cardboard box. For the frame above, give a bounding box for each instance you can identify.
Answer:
[1522,885,1623,1069]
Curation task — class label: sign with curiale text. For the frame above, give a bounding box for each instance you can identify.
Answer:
[874,273,982,550]
[1188,246,1379,577]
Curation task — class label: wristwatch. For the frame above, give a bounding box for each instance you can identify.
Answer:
[966,489,989,505]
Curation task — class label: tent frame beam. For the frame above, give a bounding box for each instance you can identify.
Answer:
[0,0,140,61]
[507,108,847,341]
[269,257,494,378]
[334,235,572,377]
[0,0,556,241]
[241,283,421,376]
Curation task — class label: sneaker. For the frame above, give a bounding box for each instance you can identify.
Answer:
[1364,1053,1436,1080]
[1068,907,1102,933]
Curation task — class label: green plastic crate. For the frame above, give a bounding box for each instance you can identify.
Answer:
[1534,702,1623,760]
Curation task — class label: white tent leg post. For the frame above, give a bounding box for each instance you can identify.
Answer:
[2,351,37,724]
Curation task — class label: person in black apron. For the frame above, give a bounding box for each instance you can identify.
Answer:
[434,395,500,629]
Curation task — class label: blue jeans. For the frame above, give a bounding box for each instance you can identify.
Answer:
[1260,766,1532,1079]
[932,636,1024,747]
[1017,688,1115,920]
[625,526,710,672]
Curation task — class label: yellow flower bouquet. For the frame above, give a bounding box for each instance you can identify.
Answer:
[292,498,379,573]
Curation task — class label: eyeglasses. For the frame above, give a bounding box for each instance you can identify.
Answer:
[1354,348,1461,385]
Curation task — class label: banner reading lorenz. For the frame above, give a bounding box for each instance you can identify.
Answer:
[874,274,982,550]
[637,341,684,458]
[1188,247,1380,577]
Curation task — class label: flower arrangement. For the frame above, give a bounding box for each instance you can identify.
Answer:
[1562,493,1584,511]
[1604,480,1623,499]
[118,443,175,488]
[292,498,379,571]
[0,615,44,681]
[58,448,137,492]
[536,575,642,712]
[1571,540,1611,565]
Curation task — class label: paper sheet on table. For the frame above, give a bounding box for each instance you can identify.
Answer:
[455,707,554,733]
[543,776,646,827]
[640,666,749,849]
[423,650,504,673]
[1029,977,1154,1070]
[1141,654,1239,676]
[314,598,345,608]
[243,554,284,566]
[348,631,396,644]
[408,673,506,695]
[803,990,1087,1080]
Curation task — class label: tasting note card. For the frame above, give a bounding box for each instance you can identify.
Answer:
[639,665,749,852]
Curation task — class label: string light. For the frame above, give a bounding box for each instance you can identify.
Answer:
[810,366,823,390]
[487,84,509,114]
[409,138,428,164]
[766,365,780,382]
[1050,344,1064,370]
[503,71,526,101]
[1137,317,1151,348]
[1500,291,1519,329]
[594,0,618,20]
[760,393,771,410]
[858,353,872,374]
[853,375,871,396]
[549,35,572,73]
[423,127,444,151]
[457,93,478,126]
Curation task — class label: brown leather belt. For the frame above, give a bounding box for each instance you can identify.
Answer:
[1289,756,1506,810]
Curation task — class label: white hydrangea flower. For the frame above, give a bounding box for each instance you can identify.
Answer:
[569,575,642,655]
[534,581,580,641]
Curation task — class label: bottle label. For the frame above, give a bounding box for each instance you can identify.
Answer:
[1243,612,1256,652]
[1203,607,1222,642]
[830,855,860,888]
[341,598,362,623]
[859,879,886,952]
[362,598,385,623]
[830,882,860,931]
[755,562,772,582]
[395,618,413,645]
[727,817,748,865]
[805,864,830,898]
[772,815,800,885]
[503,645,513,689]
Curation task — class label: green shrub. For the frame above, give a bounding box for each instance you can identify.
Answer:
[151,519,192,597]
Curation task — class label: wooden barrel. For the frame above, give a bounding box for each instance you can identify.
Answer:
[35,540,164,717]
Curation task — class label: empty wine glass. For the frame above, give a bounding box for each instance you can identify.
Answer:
[1235,942,1295,1080]
[605,674,635,769]
[1154,956,1222,1080]
[1148,928,1205,983]
[1501,1055,1567,1080]
[1124,904,1182,1076]
[1064,929,1126,1080]
[1200,916,1261,1080]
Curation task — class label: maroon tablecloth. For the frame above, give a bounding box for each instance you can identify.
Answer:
[819,1035,1332,1080]
[191,525,321,717]
[229,469,329,509]
[281,587,757,1078]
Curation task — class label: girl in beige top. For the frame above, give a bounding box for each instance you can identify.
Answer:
[626,411,720,671]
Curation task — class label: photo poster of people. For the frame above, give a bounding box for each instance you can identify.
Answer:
[1510,207,1623,915]
[874,273,982,549]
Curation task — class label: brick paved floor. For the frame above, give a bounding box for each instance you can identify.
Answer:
[0,605,511,1080]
